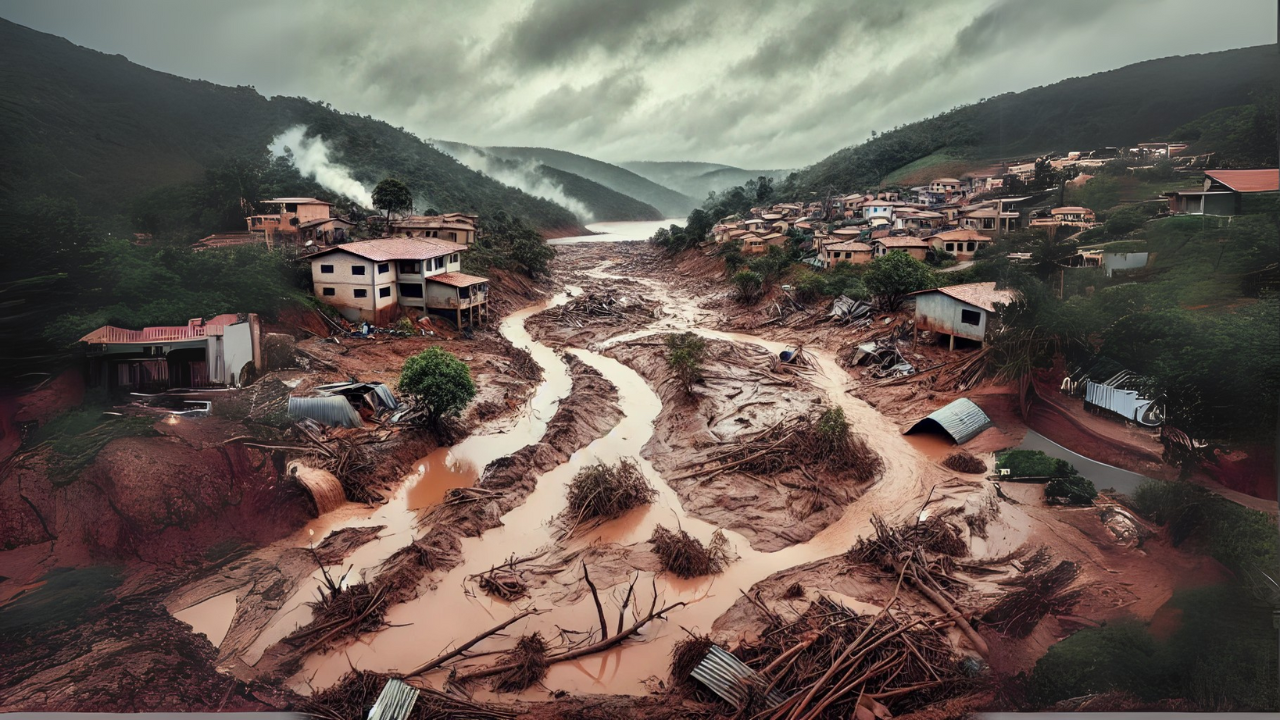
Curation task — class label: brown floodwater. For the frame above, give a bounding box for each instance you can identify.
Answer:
[172,590,238,649]
[291,265,943,698]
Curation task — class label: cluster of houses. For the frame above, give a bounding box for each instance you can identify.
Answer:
[711,177,1091,271]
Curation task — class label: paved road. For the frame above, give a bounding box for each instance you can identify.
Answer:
[1017,429,1153,496]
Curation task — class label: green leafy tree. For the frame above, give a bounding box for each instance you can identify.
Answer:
[398,346,476,428]
[862,250,934,310]
[372,177,413,223]
[664,332,707,395]
[465,212,556,278]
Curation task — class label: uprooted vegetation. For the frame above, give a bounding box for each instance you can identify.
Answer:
[943,450,988,474]
[649,526,733,578]
[981,559,1082,638]
[560,458,657,534]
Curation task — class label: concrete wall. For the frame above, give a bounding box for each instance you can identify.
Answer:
[914,292,988,343]
[312,251,380,321]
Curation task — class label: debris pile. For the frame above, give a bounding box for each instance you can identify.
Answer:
[492,633,551,692]
[980,560,1082,637]
[300,671,513,720]
[943,451,988,474]
[675,408,883,485]
[543,290,655,328]
[560,458,657,534]
[719,595,970,718]
[649,526,733,578]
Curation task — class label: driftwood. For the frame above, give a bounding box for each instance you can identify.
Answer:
[402,608,541,678]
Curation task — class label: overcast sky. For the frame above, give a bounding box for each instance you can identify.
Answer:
[3,0,1275,169]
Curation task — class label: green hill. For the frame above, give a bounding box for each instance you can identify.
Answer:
[623,161,795,201]
[432,142,663,222]
[483,146,697,217]
[0,18,585,236]
[790,44,1278,195]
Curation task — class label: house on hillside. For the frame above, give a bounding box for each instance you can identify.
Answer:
[925,228,993,260]
[389,213,479,246]
[1163,169,1279,216]
[80,314,262,392]
[308,237,488,327]
[869,236,931,261]
[247,198,335,245]
[910,282,1017,350]
[821,240,873,268]
[960,205,1021,235]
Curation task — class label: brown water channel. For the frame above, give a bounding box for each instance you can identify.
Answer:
[176,253,953,700]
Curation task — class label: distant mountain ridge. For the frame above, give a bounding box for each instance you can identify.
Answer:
[789,44,1279,196]
[482,146,698,217]
[623,161,795,201]
[0,18,586,235]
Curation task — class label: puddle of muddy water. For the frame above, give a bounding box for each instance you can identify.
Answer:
[172,590,238,648]
[904,431,964,462]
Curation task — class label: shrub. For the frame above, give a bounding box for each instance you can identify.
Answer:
[665,332,707,394]
[1045,475,1098,505]
[733,269,764,302]
[397,346,476,426]
[650,526,732,578]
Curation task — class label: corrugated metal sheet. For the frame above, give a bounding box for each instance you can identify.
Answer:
[1085,381,1161,427]
[690,645,787,710]
[367,678,419,720]
[287,396,362,428]
[906,397,993,444]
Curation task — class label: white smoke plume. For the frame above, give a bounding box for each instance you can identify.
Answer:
[438,144,593,222]
[269,125,374,208]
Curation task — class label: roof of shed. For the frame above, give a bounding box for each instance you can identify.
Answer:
[904,398,993,445]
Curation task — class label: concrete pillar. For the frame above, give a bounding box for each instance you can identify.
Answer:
[949,333,955,351]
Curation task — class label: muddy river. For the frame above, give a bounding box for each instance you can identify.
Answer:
[174,242,949,699]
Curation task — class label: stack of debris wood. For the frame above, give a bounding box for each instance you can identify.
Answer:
[544,290,653,327]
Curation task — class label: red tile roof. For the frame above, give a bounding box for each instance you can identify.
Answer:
[874,236,932,248]
[310,237,466,262]
[428,272,489,288]
[1205,169,1278,193]
[826,241,872,252]
[80,314,245,344]
[926,228,988,242]
[911,282,1017,312]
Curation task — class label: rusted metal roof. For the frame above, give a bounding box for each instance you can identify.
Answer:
[367,678,419,720]
[79,314,243,344]
[1205,169,1278,193]
[690,645,787,710]
[905,398,993,445]
[428,272,489,288]
[910,282,1017,313]
[309,237,467,262]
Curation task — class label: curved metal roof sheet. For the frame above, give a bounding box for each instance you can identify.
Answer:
[905,398,993,445]
[287,396,362,428]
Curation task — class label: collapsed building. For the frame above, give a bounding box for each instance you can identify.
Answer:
[79,314,262,392]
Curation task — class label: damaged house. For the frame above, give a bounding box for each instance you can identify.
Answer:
[79,314,262,392]
[910,282,1017,350]
[308,237,489,327]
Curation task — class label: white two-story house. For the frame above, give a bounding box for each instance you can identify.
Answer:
[308,237,489,327]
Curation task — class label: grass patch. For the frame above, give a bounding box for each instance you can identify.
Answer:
[0,565,122,637]
[24,409,159,485]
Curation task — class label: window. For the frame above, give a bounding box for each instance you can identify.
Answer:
[399,261,420,274]
[450,253,459,263]
[434,257,445,270]
[379,286,391,298]
[945,243,954,252]
[351,265,366,276]
[320,264,334,274]
[377,263,389,274]
[960,309,981,326]
[322,287,335,296]
[399,283,424,298]
[353,289,368,298]
[966,242,975,251]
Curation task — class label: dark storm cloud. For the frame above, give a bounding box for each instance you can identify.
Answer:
[733,0,914,80]
[0,0,1274,168]
[501,0,697,67]
[517,71,649,138]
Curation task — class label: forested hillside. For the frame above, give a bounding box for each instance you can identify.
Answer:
[788,44,1277,195]
[0,18,584,235]
[484,146,697,217]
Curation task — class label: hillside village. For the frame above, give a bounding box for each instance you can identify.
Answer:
[0,13,1278,720]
